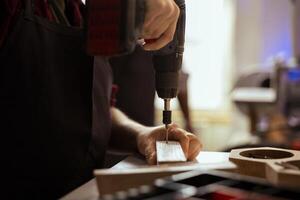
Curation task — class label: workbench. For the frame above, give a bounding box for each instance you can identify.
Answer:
[231,87,276,134]
[61,151,233,200]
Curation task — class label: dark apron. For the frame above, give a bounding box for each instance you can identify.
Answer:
[0,0,112,198]
[110,46,155,126]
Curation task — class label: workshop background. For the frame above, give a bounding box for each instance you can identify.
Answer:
[155,0,298,151]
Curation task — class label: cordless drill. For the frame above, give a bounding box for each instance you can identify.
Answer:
[86,0,186,141]
[152,0,185,142]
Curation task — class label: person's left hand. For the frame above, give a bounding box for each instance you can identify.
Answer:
[137,124,202,165]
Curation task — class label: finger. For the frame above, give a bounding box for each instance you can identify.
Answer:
[143,9,162,29]
[188,143,201,160]
[189,148,201,161]
[148,152,157,165]
[143,20,177,51]
[143,5,179,39]
[142,14,165,39]
[169,123,179,129]
[143,0,176,29]
[142,21,169,40]
[168,128,190,158]
[187,134,202,160]
[151,126,169,141]
[143,13,176,39]
[145,145,157,165]
[142,9,163,38]
[155,124,178,141]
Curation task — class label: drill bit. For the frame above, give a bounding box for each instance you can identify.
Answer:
[163,99,171,143]
[165,124,169,143]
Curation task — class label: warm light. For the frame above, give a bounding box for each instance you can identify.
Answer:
[184,0,230,109]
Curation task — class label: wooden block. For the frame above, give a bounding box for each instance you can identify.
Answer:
[229,147,300,188]
[156,141,187,164]
[94,168,182,195]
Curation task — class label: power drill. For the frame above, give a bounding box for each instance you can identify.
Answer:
[152,0,185,142]
[86,0,186,141]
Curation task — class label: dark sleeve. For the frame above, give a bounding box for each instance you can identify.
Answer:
[0,0,22,47]
[66,0,84,27]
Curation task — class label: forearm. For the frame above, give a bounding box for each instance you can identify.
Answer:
[109,107,202,164]
[109,107,151,153]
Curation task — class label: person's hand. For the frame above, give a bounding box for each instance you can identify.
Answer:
[142,0,180,51]
[137,124,202,165]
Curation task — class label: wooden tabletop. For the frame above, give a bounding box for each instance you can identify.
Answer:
[61,151,233,200]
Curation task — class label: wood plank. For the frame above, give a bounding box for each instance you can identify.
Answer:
[61,152,234,199]
[229,147,300,188]
[94,152,235,195]
[156,141,187,164]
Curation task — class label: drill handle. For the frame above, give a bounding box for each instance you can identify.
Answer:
[153,0,186,99]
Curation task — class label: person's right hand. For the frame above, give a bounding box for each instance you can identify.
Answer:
[142,0,180,51]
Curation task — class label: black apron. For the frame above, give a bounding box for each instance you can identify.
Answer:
[110,46,155,126]
[0,0,112,198]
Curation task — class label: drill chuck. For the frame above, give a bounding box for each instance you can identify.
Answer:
[163,110,172,125]
[163,98,172,125]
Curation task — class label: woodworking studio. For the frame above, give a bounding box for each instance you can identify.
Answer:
[3,0,300,199]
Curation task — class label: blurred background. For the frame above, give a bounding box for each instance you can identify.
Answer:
[153,0,300,151]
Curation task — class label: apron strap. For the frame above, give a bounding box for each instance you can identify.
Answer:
[24,0,34,17]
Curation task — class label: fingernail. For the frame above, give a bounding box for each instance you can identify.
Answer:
[137,39,145,46]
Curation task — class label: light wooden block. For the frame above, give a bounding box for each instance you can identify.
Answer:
[156,141,187,164]
[229,147,300,188]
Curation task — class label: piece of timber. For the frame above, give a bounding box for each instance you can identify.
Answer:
[229,147,300,188]
[156,141,187,164]
[94,152,235,196]
[61,151,234,200]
